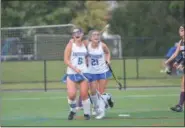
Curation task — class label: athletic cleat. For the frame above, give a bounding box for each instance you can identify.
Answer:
[92,106,102,116]
[165,66,172,75]
[95,109,105,119]
[92,108,97,116]
[103,93,114,108]
[107,97,114,108]
[170,105,183,112]
[68,111,76,120]
[84,114,90,120]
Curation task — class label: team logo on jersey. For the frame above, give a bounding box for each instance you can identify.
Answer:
[73,52,87,56]
[88,54,103,59]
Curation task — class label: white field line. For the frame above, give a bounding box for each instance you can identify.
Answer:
[1,94,178,101]
[1,108,176,121]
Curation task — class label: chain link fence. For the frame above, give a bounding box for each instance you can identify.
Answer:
[0,25,181,91]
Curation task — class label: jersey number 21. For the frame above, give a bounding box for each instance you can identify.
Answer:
[91,58,99,66]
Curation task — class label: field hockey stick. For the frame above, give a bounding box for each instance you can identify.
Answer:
[79,72,110,107]
[100,24,110,34]
[88,91,93,104]
[106,61,123,90]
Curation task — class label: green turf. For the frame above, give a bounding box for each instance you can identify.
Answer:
[1,59,181,90]
[1,78,181,90]
[1,88,184,127]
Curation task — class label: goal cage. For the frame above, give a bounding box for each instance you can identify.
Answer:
[1,24,122,61]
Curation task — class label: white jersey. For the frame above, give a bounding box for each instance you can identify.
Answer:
[66,42,88,74]
[87,42,109,74]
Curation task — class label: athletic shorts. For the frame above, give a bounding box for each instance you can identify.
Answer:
[86,70,112,82]
[61,73,91,83]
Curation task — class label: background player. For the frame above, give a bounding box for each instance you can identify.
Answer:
[165,24,185,112]
[162,42,179,75]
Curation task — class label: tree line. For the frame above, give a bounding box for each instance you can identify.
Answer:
[1,1,184,56]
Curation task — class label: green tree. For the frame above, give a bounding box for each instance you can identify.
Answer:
[72,1,109,33]
[1,1,86,27]
[108,1,184,56]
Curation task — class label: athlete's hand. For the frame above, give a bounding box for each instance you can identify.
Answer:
[74,68,81,73]
[164,60,169,65]
[177,64,184,70]
[173,62,178,68]
[106,60,111,65]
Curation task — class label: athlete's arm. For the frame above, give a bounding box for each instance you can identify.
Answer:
[64,41,80,73]
[165,41,181,64]
[102,42,111,64]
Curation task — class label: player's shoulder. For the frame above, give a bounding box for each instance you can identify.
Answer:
[100,41,108,48]
[178,40,183,45]
[66,39,73,49]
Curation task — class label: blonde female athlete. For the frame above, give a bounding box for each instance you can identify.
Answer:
[85,30,114,119]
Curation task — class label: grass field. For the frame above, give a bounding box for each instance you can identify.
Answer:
[1,58,181,90]
[1,87,184,127]
[1,58,184,127]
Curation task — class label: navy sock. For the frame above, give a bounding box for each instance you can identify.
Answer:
[178,92,184,106]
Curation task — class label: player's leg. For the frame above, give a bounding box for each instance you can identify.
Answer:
[95,71,113,119]
[66,76,78,120]
[171,75,184,112]
[165,61,173,75]
[98,70,112,94]
[98,79,108,94]
[101,93,114,109]
[89,80,102,116]
[80,80,91,120]
[95,95,105,119]
[95,93,115,119]
[93,79,106,119]
[87,74,102,116]
[76,95,83,111]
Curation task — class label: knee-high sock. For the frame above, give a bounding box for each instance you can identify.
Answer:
[82,99,91,115]
[68,99,77,113]
[178,92,184,106]
[91,93,99,109]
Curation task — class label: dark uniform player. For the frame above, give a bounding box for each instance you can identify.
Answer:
[164,42,179,75]
[165,25,185,112]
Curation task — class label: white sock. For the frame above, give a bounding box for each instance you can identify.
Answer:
[99,98,106,111]
[82,98,91,115]
[91,93,99,109]
[68,99,77,113]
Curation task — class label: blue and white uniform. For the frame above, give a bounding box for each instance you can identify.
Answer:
[87,41,112,82]
[65,42,89,82]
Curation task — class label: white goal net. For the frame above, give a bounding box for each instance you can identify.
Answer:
[1,24,76,61]
[1,24,122,61]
